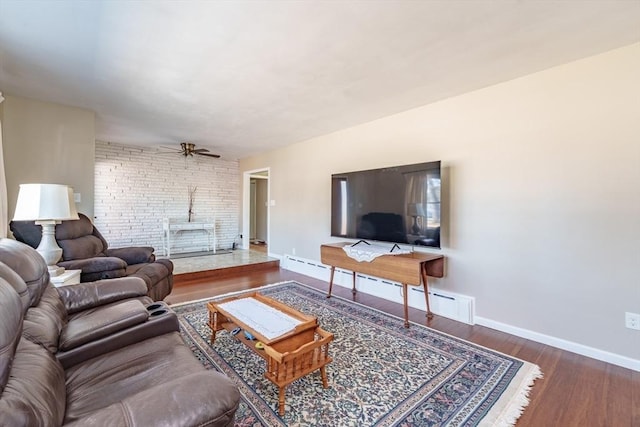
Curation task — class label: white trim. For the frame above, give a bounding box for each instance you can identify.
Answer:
[267,252,282,261]
[475,316,640,372]
[281,252,640,372]
[282,253,475,324]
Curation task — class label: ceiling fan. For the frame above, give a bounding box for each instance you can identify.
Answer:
[161,142,220,158]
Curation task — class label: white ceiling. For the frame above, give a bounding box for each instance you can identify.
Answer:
[1,1,639,159]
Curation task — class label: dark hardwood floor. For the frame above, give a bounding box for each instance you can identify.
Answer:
[166,267,640,427]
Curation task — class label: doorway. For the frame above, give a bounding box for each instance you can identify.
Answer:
[242,168,269,252]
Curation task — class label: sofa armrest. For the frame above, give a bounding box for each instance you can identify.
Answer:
[56,277,148,314]
[105,246,155,265]
[58,256,127,273]
[64,372,240,427]
[57,306,179,369]
[59,299,149,351]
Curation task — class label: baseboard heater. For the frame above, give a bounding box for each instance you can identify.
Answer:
[283,254,475,325]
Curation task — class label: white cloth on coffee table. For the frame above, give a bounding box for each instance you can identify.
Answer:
[217,297,302,340]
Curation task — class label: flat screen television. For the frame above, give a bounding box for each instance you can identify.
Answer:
[330,161,441,248]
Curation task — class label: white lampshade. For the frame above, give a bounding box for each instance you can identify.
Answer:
[12,183,79,276]
[13,183,79,221]
[407,203,426,217]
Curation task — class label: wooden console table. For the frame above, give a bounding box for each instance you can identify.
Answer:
[320,242,444,328]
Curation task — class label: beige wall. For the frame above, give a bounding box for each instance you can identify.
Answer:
[240,44,640,361]
[1,95,95,218]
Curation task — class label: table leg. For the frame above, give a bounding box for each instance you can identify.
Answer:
[351,271,357,296]
[421,264,434,319]
[402,283,410,328]
[320,366,329,388]
[327,266,335,298]
[278,387,286,416]
[209,310,217,343]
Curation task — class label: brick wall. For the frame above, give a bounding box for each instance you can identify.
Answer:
[94,141,239,255]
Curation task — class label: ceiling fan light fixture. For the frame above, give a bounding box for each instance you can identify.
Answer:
[181,142,194,156]
[160,143,220,159]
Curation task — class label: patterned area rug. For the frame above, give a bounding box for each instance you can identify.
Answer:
[172,281,542,426]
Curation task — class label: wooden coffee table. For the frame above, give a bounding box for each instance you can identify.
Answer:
[208,292,333,415]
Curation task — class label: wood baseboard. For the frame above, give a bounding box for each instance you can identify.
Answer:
[173,260,280,286]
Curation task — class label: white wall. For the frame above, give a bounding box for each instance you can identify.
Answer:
[94,141,239,254]
[1,95,95,218]
[240,44,640,362]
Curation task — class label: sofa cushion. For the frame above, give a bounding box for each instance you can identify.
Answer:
[105,246,155,265]
[126,259,173,301]
[58,235,104,261]
[58,235,105,261]
[54,213,109,260]
[0,261,30,314]
[7,220,44,249]
[0,239,49,307]
[55,213,95,240]
[58,256,126,274]
[64,332,224,423]
[22,285,66,353]
[0,278,23,392]
[0,338,66,427]
[62,373,240,427]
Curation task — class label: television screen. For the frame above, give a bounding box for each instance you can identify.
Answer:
[331,161,441,248]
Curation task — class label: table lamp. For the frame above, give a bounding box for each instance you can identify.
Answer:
[13,183,79,276]
[407,203,425,235]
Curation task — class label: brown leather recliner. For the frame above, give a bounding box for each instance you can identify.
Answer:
[0,238,174,368]
[10,213,173,301]
[0,238,240,426]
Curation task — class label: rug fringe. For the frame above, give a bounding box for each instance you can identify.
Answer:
[480,364,543,427]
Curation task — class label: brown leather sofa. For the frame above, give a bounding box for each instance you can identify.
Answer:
[0,239,240,426]
[10,213,173,301]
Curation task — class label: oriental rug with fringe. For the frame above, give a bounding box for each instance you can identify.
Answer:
[172,281,542,426]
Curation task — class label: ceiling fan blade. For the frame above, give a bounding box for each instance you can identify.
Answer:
[158,143,218,158]
[157,146,182,153]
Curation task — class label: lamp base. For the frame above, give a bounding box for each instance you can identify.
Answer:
[35,220,64,276]
[411,216,421,235]
[48,265,66,277]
